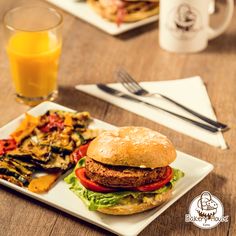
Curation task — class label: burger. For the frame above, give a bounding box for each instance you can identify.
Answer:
[65,127,184,215]
[87,0,159,25]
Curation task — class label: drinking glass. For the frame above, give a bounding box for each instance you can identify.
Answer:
[3,6,63,106]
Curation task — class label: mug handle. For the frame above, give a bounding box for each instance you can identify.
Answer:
[208,0,234,40]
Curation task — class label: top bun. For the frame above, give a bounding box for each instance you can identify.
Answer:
[87,127,176,168]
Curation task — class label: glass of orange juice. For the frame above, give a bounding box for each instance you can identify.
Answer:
[3,6,62,106]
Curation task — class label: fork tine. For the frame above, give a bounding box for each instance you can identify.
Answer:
[118,70,143,92]
[117,71,139,93]
[116,72,136,93]
[119,68,142,89]
[117,70,141,92]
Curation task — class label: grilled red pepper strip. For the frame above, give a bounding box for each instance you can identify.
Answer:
[71,142,90,163]
[40,114,64,132]
[0,139,17,155]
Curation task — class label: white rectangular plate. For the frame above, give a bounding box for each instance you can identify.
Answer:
[0,102,213,236]
[46,0,159,35]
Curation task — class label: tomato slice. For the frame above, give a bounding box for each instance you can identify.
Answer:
[75,168,118,193]
[71,142,90,163]
[75,166,173,193]
[0,139,17,155]
[135,167,173,192]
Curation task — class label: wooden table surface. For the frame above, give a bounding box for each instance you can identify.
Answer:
[0,0,235,235]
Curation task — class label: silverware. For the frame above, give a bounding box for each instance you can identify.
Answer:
[97,83,220,133]
[116,68,228,131]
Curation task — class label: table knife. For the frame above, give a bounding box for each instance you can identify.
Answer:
[97,83,219,133]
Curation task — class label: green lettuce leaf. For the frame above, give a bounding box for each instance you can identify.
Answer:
[64,158,184,211]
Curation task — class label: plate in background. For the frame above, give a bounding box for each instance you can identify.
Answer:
[46,0,159,35]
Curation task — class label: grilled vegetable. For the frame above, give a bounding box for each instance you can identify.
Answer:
[0,159,31,186]
[8,158,37,171]
[70,143,90,164]
[81,129,103,141]
[51,145,73,155]
[11,113,39,143]
[7,137,51,163]
[39,153,71,170]
[64,114,73,126]
[0,175,24,187]
[0,109,96,193]
[40,113,64,133]
[51,130,74,155]
[71,132,85,147]
[7,149,51,164]
[7,152,35,163]
[7,159,33,177]
[28,172,61,193]
[36,130,74,155]
[0,139,16,155]
[40,110,91,132]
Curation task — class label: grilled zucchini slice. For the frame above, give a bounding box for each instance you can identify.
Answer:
[7,137,51,163]
[7,159,33,176]
[0,160,30,186]
[81,129,102,141]
[39,153,71,170]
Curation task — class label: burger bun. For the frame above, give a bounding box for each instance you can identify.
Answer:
[87,126,176,168]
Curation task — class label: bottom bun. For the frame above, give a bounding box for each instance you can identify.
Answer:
[97,189,172,215]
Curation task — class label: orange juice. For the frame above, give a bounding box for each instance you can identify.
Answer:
[7,32,61,100]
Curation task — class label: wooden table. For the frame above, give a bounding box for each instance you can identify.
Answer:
[0,0,235,235]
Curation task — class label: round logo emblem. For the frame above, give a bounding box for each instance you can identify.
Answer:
[166,3,202,40]
[185,191,229,229]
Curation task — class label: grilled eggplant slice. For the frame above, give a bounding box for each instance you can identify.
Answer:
[9,158,37,171]
[7,159,33,177]
[51,145,73,155]
[0,175,24,187]
[51,134,74,155]
[70,130,102,148]
[39,153,71,170]
[0,159,31,186]
[21,137,51,160]
[7,150,50,164]
[81,129,103,141]
[37,131,74,155]
[7,137,51,164]
[7,152,33,163]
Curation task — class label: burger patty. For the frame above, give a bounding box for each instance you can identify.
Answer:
[85,157,167,188]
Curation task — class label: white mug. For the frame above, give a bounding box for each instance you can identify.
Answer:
[159,0,234,53]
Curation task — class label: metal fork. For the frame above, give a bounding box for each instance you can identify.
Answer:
[116,68,228,131]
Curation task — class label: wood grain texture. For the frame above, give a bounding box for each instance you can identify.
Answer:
[0,0,235,235]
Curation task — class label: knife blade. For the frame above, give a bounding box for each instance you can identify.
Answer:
[97,83,219,133]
